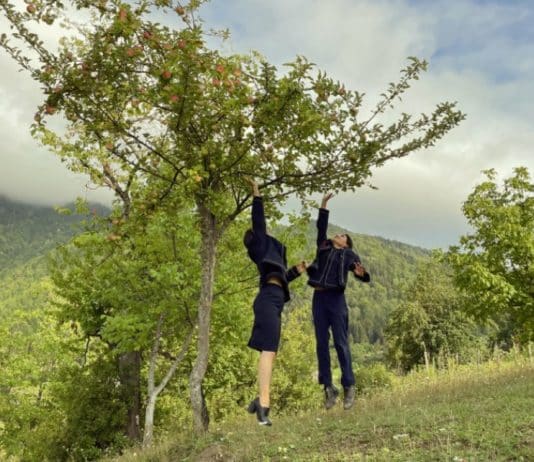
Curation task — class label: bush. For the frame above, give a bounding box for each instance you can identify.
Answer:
[355,363,394,395]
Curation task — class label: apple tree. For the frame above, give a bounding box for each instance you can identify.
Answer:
[0,0,465,431]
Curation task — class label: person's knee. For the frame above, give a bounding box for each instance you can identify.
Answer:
[333,339,349,353]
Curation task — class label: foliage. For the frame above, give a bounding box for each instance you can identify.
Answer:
[444,167,534,343]
[0,194,434,458]
[0,195,97,270]
[1,0,464,433]
[0,1,464,212]
[355,363,394,395]
[34,356,129,461]
[385,260,484,372]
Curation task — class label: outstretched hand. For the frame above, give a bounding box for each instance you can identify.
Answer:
[354,263,366,277]
[296,260,308,274]
[321,192,334,209]
[244,177,260,197]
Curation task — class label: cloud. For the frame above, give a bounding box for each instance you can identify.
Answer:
[198,0,533,247]
[0,0,532,247]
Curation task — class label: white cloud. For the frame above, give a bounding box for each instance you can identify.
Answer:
[0,0,533,247]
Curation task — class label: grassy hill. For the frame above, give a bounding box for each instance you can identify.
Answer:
[109,357,534,461]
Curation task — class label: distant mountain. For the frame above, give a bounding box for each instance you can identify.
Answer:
[0,195,108,271]
[0,195,430,346]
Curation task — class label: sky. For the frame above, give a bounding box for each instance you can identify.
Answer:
[0,0,533,249]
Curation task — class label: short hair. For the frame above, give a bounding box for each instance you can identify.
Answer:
[345,234,353,249]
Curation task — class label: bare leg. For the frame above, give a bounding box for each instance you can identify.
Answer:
[258,351,276,408]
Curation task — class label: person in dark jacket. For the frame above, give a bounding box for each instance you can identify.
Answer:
[307,192,370,410]
[244,179,307,426]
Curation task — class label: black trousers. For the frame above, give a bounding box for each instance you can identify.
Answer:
[312,290,355,388]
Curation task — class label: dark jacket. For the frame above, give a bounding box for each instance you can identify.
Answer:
[307,207,370,290]
[245,196,300,302]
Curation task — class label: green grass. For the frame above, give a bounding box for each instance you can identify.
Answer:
[109,358,534,461]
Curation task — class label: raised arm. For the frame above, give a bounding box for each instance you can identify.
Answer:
[317,193,333,246]
[247,178,266,238]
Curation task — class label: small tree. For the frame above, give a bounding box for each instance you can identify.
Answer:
[445,167,534,344]
[1,0,464,431]
[385,260,481,372]
[49,200,201,446]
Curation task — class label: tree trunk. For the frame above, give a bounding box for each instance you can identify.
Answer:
[118,351,142,441]
[190,203,218,432]
[143,313,194,447]
[143,396,156,448]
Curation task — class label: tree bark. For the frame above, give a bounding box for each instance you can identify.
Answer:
[118,351,142,441]
[143,313,194,448]
[190,202,218,432]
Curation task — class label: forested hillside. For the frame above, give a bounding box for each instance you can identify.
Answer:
[0,195,107,271]
[0,197,429,340]
[0,197,429,347]
[305,221,430,345]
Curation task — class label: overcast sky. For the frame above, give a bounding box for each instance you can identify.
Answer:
[1,0,533,248]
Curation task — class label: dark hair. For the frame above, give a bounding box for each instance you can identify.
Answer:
[243,229,254,247]
[345,234,353,249]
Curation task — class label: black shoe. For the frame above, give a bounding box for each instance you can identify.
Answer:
[247,397,272,426]
[343,386,355,410]
[324,385,339,410]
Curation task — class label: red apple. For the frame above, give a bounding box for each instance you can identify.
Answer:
[118,8,128,22]
[169,94,180,103]
[177,39,186,49]
[45,105,56,115]
[26,3,36,14]
[161,70,172,80]
[215,64,225,74]
[175,6,185,15]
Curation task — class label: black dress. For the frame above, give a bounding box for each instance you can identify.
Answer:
[244,196,301,352]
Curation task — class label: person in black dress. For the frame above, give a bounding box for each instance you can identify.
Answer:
[244,179,306,426]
